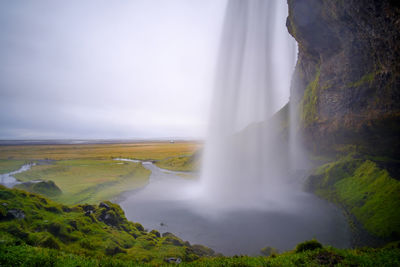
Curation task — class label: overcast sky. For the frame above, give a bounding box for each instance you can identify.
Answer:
[0,0,227,140]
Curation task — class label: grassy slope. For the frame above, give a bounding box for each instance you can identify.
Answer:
[1,185,399,266]
[307,155,400,239]
[2,244,400,267]
[0,186,214,265]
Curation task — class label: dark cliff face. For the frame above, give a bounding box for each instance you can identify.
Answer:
[287,0,400,157]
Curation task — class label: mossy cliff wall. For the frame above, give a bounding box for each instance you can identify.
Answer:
[287,0,400,158]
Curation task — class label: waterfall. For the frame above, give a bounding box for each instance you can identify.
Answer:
[200,0,297,210]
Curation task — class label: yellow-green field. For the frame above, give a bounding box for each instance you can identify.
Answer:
[0,141,200,204]
[0,141,200,161]
[0,159,29,174]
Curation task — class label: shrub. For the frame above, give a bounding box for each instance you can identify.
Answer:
[295,239,323,253]
[105,243,126,256]
[260,246,278,256]
[39,236,60,250]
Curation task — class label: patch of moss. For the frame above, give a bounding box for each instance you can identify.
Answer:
[260,246,279,256]
[0,185,215,265]
[15,180,62,198]
[307,156,400,239]
[1,236,400,266]
[335,160,400,238]
[300,66,321,126]
[295,239,323,253]
[347,72,376,88]
[155,151,200,172]
[0,160,28,175]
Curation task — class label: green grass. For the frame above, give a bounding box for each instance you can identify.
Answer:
[1,176,400,266]
[1,241,400,267]
[13,159,150,205]
[155,151,200,172]
[0,186,214,265]
[15,180,63,198]
[307,156,400,239]
[0,159,28,174]
[0,142,200,161]
[335,160,400,238]
[0,143,200,204]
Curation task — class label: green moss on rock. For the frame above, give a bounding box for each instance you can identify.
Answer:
[347,72,377,88]
[300,67,321,126]
[307,157,400,239]
[0,185,214,264]
[15,180,62,198]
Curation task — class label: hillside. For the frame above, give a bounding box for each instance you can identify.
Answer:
[1,185,399,266]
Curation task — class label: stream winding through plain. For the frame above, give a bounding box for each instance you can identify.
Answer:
[0,163,35,188]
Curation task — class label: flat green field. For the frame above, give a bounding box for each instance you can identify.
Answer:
[0,141,200,204]
[0,142,199,161]
[0,159,29,174]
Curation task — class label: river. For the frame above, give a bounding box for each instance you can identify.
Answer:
[0,163,35,188]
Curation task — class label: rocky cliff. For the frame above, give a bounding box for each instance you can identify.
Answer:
[287,0,400,158]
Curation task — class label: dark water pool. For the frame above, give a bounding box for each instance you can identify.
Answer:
[118,160,350,255]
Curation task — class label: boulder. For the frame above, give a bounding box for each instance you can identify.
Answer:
[7,209,25,219]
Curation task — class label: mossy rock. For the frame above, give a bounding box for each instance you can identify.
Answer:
[188,244,215,257]
[105,243,126,256]
[307,156,400,239]
[295,239,323,253]
[0,189,15,200]
[39,235,60,250]
[162,232,185,246]
[0,186,217,264]
[150,229,160,238]
[15,180,62,198]
[260,246,279,256]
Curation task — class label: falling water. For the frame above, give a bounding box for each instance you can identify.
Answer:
[120,0,351,253]
[200,0,297,210]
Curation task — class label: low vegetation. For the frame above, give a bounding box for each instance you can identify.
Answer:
[0,159,28,174]
[1,185,399,266]
[155,150,201,172]
[0,142,200,161]
[14,159,150,205]
[15,180,62,198]
[1,143,399,266]
[0,185,215,265]
[0,142,200,205]
[306,154,400,240]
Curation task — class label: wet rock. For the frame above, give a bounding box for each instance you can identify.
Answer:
[68,220,78,230]
[62,206,71,212]
[82,205,95,212]
[97,209,119,227]
[162,232,185,246]
[84,210,93,216]
[287,0,400,157]
[44,206,61,213]
[99,202,110,210]
[165,257,182,264]
[7,209,25,219]
[150,229,161,238]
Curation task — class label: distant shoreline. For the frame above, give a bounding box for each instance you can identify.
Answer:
[0,139,202,146]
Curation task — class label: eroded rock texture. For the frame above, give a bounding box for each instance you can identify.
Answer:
[287,0,400,157]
